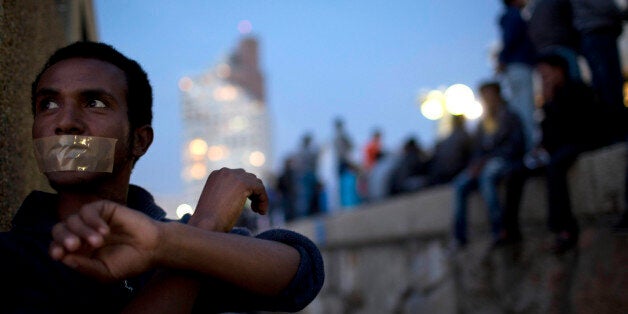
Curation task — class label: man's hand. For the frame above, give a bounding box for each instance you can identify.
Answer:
[49,200,162,282]
[189,168,269,232]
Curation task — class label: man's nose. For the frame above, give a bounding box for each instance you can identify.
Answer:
[54,105,85,135]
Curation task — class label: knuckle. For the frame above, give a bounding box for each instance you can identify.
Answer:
[67,214,82,227]
[51,223,65,235]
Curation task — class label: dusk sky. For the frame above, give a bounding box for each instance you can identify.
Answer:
[94,0,504,198]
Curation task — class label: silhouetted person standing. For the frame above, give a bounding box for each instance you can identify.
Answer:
[277,157,297,222]
[363,128,383,172]
[497,0,538,150]
[334,118,354,176]
[528,0,582,80]
[571,0,628,141]
[293,133,320,218]
[333,118,360,207]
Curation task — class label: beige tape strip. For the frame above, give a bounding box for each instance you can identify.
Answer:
[33,135,118,173]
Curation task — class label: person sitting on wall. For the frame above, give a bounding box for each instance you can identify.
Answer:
[505,52,610,253]
[451,81,526,249]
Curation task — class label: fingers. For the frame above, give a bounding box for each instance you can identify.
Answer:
[50,201,112,260]
[248,177,269,215]
[193,168,270,232]
[61,255,111,281]
[215,167,270,214]
[237,169,269,215]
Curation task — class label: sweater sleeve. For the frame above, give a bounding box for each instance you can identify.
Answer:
[256,228,325,310]
[191,228,325,313]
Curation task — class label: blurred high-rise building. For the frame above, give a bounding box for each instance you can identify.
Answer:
[179,36,272,208]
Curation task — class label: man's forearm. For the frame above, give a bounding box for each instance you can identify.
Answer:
[121,269,200,314]
[156,222,300,296]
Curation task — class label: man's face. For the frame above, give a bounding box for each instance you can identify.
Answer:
[32,58,134,187]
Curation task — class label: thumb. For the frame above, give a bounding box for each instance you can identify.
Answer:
[62,255,113,282]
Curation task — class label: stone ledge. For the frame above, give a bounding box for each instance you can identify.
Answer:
[287,143,627,248]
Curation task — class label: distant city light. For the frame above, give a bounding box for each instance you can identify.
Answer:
[229,115,248,132]
[176,203,194,218]
[178,76,193,92]
[238,20,253,34]
[420,90,445,120]
[188,138,208,158]
[188,162,207,180]
[444,84,474,116]
[207,145,228,161]
[249,151,266,167]
[213,85,238,101]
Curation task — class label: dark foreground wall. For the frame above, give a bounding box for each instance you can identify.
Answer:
[0,0,97,230]
[0,0,68,230]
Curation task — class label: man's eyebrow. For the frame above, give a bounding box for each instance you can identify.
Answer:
[34,88,58,97]
[34,88,117,101]
[80,89,118,101]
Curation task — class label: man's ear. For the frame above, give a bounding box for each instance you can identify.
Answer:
[132,125,154,158]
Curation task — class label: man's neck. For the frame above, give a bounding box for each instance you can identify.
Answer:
[55,180,130,221]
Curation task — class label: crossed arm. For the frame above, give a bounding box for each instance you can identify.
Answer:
[49,168,301,312]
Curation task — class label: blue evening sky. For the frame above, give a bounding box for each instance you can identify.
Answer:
[94,0,503,197]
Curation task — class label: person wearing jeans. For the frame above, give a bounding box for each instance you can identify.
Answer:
[451,81,526,247]
[497,0,538,150]
[454,157,510,246]
[572,0,628,141]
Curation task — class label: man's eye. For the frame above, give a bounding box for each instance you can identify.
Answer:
[88,99,107,108]
[40,100,60,110]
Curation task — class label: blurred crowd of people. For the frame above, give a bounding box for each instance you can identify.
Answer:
[272,114,476,224]
[269,0,628,256]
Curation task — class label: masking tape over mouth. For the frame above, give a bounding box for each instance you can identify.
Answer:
[33,135,118,173]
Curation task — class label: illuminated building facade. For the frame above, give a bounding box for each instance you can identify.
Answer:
[179,36,272,205]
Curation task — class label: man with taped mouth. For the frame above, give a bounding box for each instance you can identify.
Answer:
[0,41,324,313]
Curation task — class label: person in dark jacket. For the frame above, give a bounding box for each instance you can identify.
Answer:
[426,114,472,186]
[500,52,615,250]
[532,52,609,253]
[389,137,429,195]
[0,41,324,313]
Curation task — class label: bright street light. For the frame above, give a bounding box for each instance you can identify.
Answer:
[419,84,483,121]
[420,90,445,120]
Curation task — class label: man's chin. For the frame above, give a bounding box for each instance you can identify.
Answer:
[46,171,108,191]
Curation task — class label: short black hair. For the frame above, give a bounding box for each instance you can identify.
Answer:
[535,52,569,75]
[31,41,153,131]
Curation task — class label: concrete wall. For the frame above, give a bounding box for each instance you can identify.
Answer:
[287,143,627,314]
[0,0,97,231]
